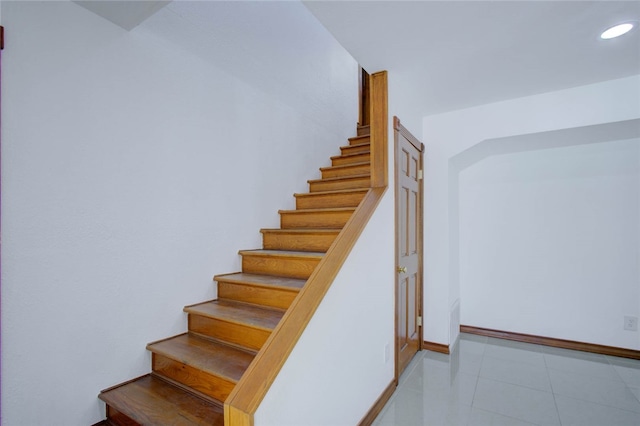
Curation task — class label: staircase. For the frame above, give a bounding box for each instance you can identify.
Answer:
[99,125,372,425]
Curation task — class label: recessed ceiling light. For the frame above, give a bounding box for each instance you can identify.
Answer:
[600,22,635,40]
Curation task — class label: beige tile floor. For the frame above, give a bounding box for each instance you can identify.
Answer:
[373,333,640,426]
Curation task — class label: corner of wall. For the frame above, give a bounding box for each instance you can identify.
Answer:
[450,298,460,345]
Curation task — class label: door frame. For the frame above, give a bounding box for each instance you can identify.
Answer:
[393,116,425,383]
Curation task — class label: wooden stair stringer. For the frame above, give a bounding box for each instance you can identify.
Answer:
[224,186,387,425]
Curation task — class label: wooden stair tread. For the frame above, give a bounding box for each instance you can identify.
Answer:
[214,272,306,291]
[147,334,253,382]
[330,152,370,167]
[320,163,370,180]
[341,142,370,150]
[308,174,370,184]
[239,249,322,279]
[320,161,370,172]
[293,188,368,209]
[184,299,284,330]
[99,375,224,426]
[260,228,340,253]
[260,228,341,234]
[293,188,369,198]
[330,152,370,161]
[238,248,324,258]
[349,135,370,144]
[340,143,370,155]
[278,207,356,214]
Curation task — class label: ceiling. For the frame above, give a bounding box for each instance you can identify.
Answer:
[304,1,640,116]
[75,0,640,116]
[73,0,170,31]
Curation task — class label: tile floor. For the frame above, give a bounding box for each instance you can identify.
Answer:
[372,333,640,426]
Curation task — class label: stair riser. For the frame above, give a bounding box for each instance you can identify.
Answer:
[262,231,338,252]
[332,152,370,166]
[280,211,352,229]
[350,134,370,144]
[188,315,269,351]
[295,191,366,209]
[310,177,370,192]
[218,281,298,310]
[152,354,234,403]
[356,126,370,137]
[321,163,370,179]
[340,144,370,156]
[106,406,138,426]
[241,254,320,279]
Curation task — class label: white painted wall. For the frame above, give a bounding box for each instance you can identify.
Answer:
[423,75,640,349]
[460,137,639,349]
[1,1,357,425]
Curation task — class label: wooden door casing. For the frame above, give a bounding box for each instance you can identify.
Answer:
[394,116,424,380]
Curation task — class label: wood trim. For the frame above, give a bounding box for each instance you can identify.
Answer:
[225,404,253,426]
[422,340,450,354]
[225,188,388,424]
[357,379,396,426]
[461,325,640,360]
[393,117,399,383]
[393,117,424,153]
[369,71,388,188]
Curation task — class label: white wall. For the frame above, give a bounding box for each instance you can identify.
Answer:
[1,1,357,425]
[460,137,639,349]
[423,75,640,348]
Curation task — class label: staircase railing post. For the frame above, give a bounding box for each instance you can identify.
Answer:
[369,71,388,188]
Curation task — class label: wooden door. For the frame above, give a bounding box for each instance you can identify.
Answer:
[394,117,424,379]
[358,67,370,127]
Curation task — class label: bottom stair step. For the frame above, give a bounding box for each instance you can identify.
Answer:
[99,374,224,426]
